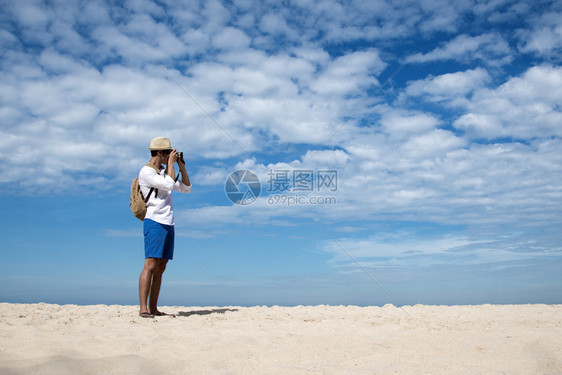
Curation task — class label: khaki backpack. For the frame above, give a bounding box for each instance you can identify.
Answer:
[130,163,160,221]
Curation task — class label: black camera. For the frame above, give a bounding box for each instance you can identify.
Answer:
[178,151,184,163]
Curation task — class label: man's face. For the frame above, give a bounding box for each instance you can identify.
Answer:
[159,150,171,165]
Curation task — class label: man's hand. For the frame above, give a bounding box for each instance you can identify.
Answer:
[166,149,178,179]
[168,149,178,165]
[177,152,186,167]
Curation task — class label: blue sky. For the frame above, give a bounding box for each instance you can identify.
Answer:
[1,0,561,306]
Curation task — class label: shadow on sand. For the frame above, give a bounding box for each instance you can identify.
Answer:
[177,308,238,317]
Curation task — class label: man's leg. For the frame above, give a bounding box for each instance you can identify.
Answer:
[148,259,168,314]
[139,257,159,315]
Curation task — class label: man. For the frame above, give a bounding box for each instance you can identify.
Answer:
[138,137,191,318]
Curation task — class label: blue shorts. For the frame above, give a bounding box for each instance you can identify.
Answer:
[143,219,175,260]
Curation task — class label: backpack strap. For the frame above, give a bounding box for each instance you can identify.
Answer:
[144,163,161,200]
[163,164,181,183]
[146,162,161,173]
[144,187,155,203]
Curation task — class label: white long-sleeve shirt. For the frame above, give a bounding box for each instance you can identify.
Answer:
[138,164,191,226]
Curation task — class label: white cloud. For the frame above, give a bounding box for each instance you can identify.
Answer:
[517,11,562,57]
[175,125,561,235]
[311,50,386,96]
[292,47,330,68]
[213,27,251,50]
[313,0,473,42]
[301,149,350,167]
[0,60,264,191]
[79,1,112,25]
[404,68,491,102]
[520,26,562,55]
[48,20,89,55]
[380,112,440,137]
[259,13,292,36]
[0,29,18,49]
[260,54,317,82]
[124,0,166,16]
[319,229,562,273]
[401,129,466,158]
[1,0,561,236]
[418,0,467,33]
[406,33,513,65]
[91,15,188,64]
[453,65,562,139]
[10,1,51,29]
[453,113,502,137]
[38,49,91,75]
[321,233,477,260]
[201,0,231,33]
[181,28,211,55]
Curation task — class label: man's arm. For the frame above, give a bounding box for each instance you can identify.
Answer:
[178,156,191,187]
[167,150,178,180]
[139,167,175,191]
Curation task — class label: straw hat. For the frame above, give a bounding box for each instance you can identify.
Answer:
[148,137,172,151]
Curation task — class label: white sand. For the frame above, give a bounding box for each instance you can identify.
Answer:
[0,303,560,374]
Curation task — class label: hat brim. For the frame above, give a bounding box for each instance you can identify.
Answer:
[148,147,173,150]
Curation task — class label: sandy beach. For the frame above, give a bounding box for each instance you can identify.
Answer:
[0,303,560,374]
